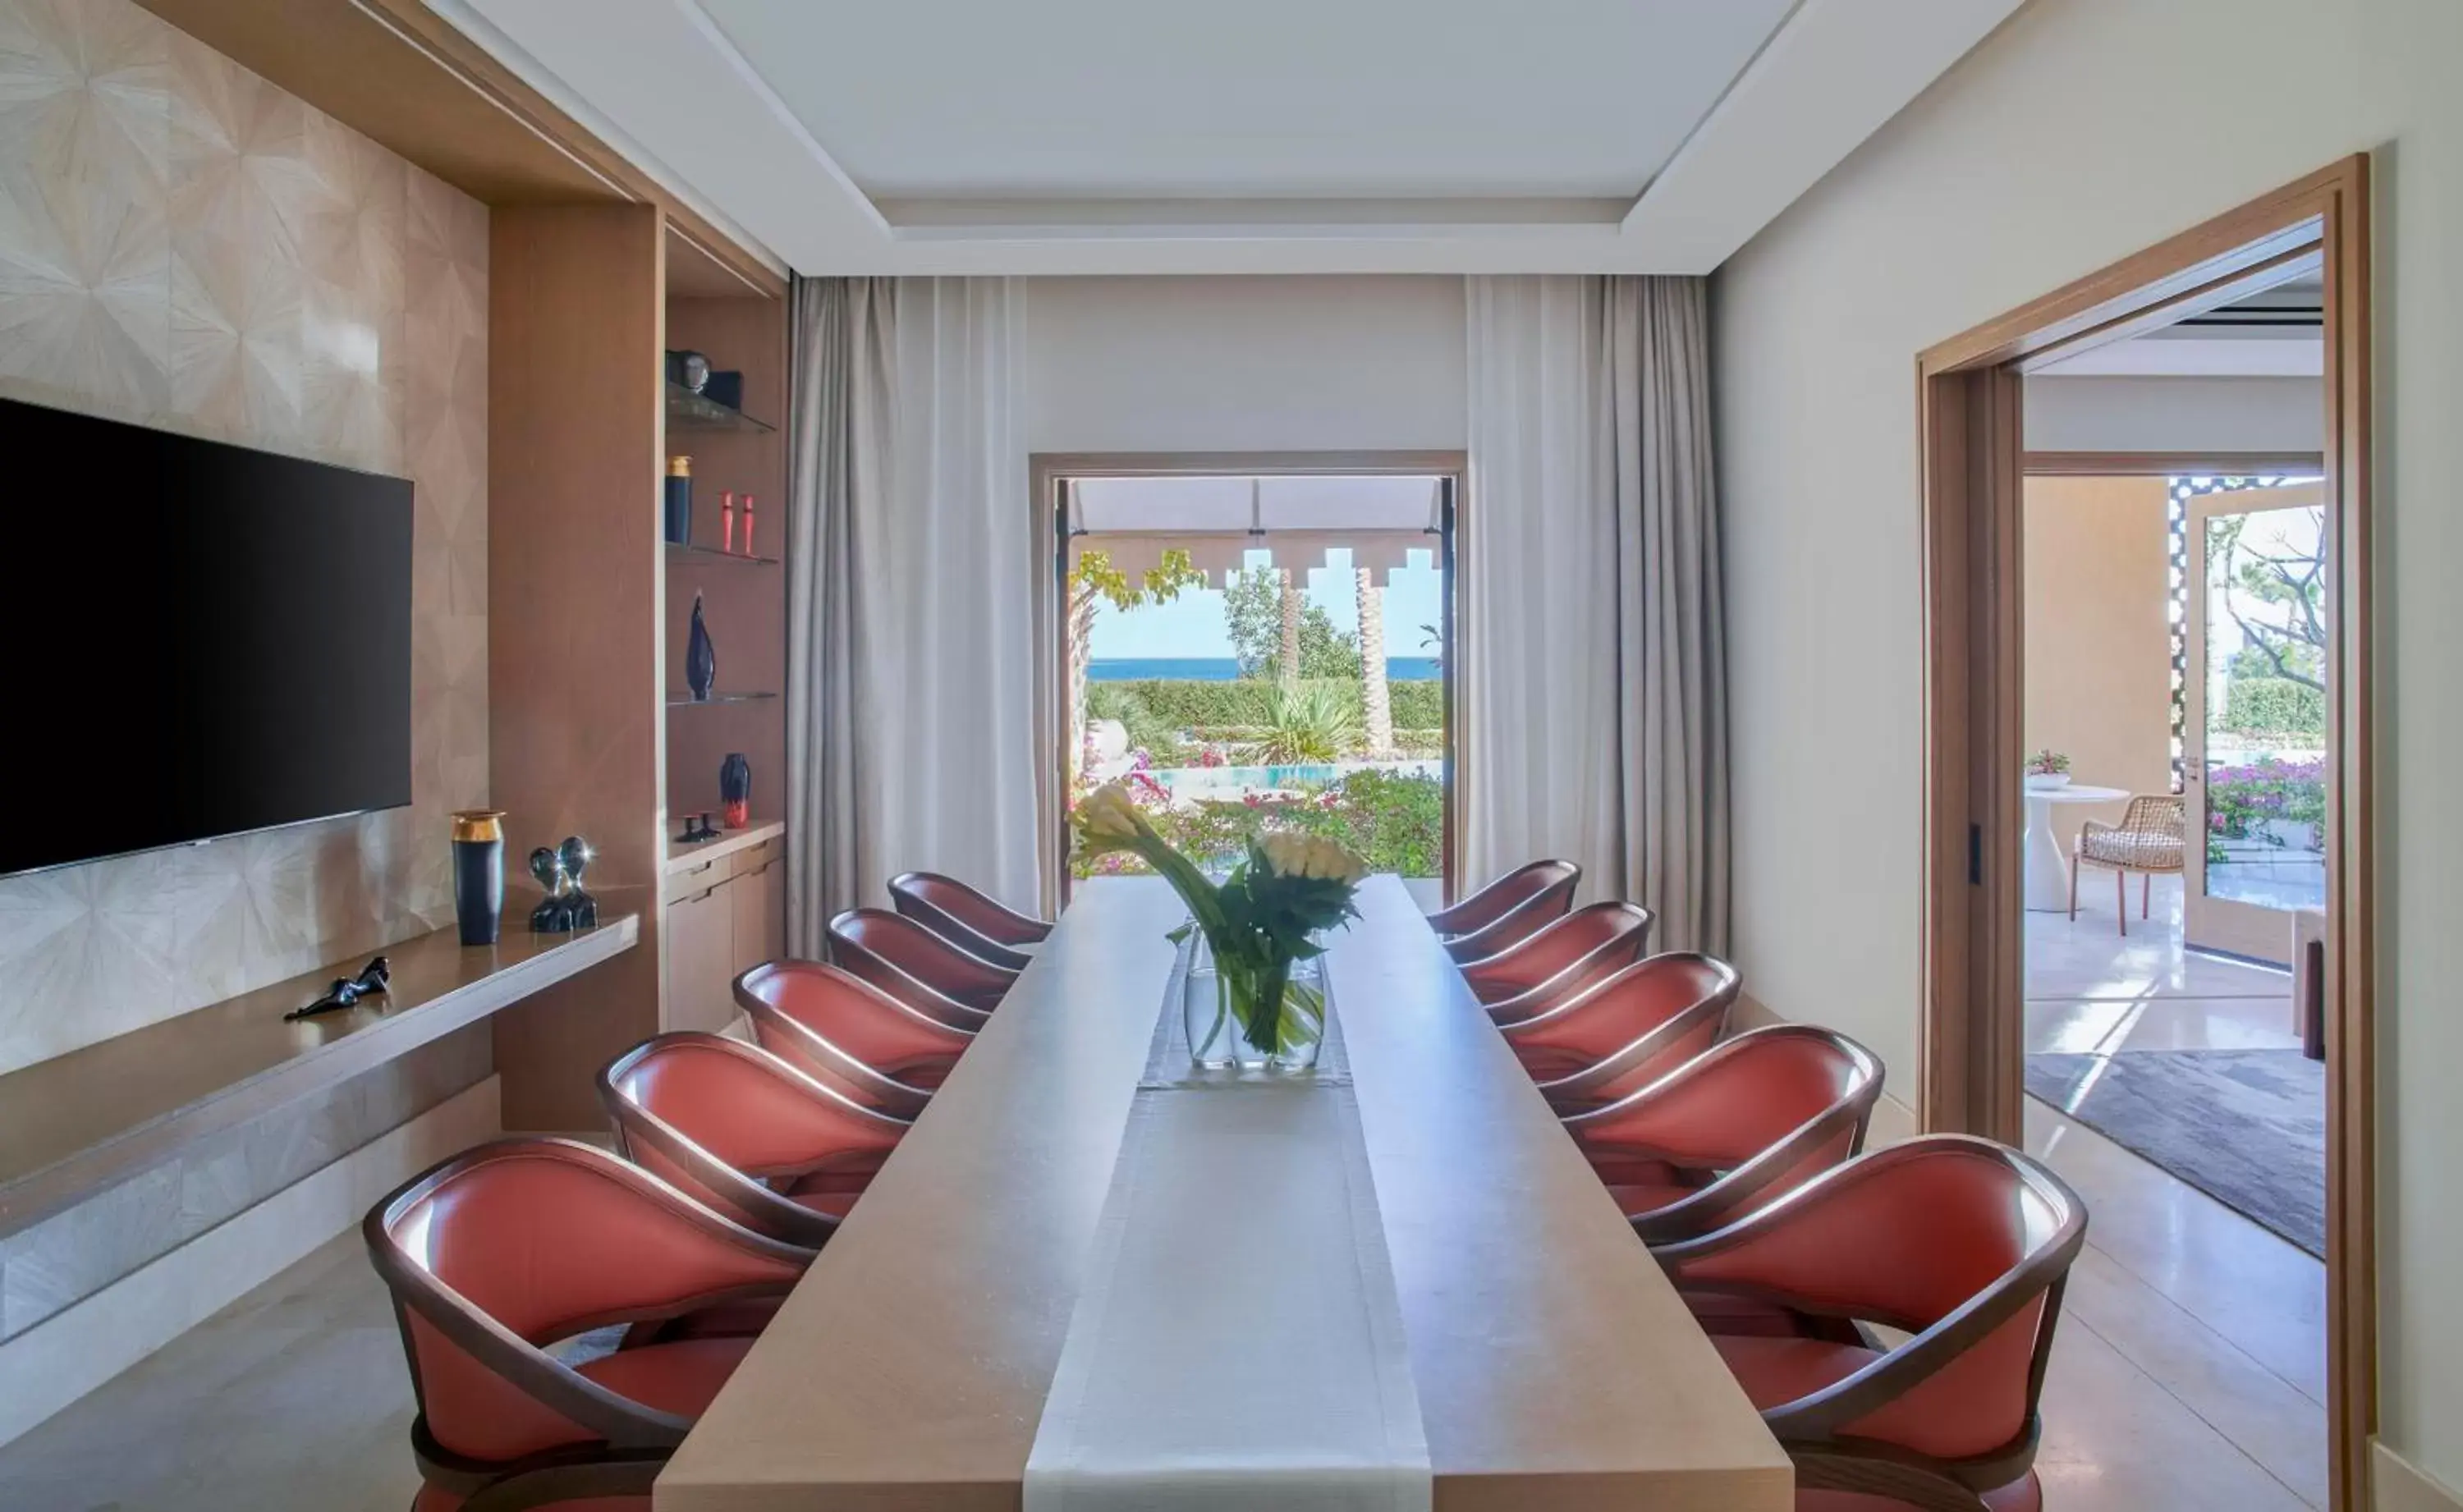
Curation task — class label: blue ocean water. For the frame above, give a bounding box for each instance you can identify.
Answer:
[1088,657,1441,682]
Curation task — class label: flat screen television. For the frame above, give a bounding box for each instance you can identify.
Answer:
[0,398,414,879]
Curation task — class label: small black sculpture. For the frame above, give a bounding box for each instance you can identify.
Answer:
[675,813,718,845]
[686,592,718,701]
[529,836,600,933]
[286,955,392,1021]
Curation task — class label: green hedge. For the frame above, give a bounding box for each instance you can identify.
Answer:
[2223,677,2326,737]
[1088,678,1443,737]
[1071,769,1444,880]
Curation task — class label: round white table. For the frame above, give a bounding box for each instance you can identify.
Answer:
[2023,784,2131,912]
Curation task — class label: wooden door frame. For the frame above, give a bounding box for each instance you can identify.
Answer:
[1030,450,1470,911]
[1916,157,2374,1510]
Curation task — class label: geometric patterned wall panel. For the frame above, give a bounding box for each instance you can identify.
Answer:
[0,0,488,1074]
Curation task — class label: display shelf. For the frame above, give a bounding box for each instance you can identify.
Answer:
[667,541,779,568]
[667,381,773,433]
[667,690,779,708]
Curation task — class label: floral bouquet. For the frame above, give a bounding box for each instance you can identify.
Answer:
[1071,782,1366,1071]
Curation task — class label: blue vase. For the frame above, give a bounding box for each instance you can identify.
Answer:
[686,592,717,701]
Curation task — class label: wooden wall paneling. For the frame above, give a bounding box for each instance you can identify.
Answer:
[487,204,667,1129]
[664,291,789,836]
[131,0,787,299]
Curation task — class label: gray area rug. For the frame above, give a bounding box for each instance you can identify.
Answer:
[2025,1048,2325,1257]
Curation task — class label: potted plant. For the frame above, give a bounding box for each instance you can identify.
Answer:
[2024,749,2072,790]
[1071,782,1365,1073]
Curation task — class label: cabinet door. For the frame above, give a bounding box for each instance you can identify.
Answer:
[665,877,736,1034]
[732,855,787,975]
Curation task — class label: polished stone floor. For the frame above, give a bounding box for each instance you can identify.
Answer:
[2025,877,2326,1510]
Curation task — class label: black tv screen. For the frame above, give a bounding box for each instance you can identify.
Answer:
[0,399,413,878]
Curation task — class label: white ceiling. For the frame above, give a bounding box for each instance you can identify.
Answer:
[428,0,2026,276]
[695,0,1794,201]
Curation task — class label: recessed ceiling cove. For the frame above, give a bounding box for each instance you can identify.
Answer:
[696,0,1796,203]
[435,0,2026,274]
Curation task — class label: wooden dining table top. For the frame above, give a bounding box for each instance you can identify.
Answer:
[657,875,1789,1511]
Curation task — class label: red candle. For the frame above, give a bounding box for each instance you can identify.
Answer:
[720,491,736,553]
[741,495,756,556]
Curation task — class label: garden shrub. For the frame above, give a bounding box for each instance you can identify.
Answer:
[1087,677,1443,735]
[2224,677,2326,737]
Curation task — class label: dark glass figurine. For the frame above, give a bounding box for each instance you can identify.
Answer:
[528,836,599,933]
[686,592,717,701]
[286,955,392,1020]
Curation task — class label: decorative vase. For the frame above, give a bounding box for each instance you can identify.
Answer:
[719,752,750,828]
[686,592,717,700]
[1180,932,1327,1074]
[450,810,505,946]
[664,456,693,545]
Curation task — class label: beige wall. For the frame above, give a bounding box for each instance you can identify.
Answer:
[1712,0,2461,1484]
[2022,475,2173,827]
[0,0,490,1074]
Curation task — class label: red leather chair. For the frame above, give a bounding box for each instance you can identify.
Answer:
[599,1033,911,1249]
[364,1137,810,1511]
[888,870,1049,970]
[735,959,970,1118]
[1561,1024,1883,1244]
[1655,1136,2088,1512]
[1425,859,1580,943]
[1498,952,1739,1111]
[1459,900,1654,1024]
[827,907,1016,1024]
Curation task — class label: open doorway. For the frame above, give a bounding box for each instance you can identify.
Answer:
[1918,159,2371,1511]
[1034,454,1461,906]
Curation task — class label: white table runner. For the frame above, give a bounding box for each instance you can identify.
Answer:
[1023,1075,1431,1511]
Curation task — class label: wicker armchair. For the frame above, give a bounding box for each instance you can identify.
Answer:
[2069,794,2186,935]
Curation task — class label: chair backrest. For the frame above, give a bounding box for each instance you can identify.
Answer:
[599,1033,910,1247]
[1502,951,1740,1105]
[2119,793,2186,839]
[363,1138,807,1468]
[889,871,1050,963]
[828,908,1015,1017]
[735,960,969,1116]
[1564,1024,1883,1242]
[1658,1135,2086,1481]
[1462,901,1655,1024]
[1426,859,1580,938]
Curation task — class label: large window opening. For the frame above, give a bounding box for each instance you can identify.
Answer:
[1052,466,1457,898]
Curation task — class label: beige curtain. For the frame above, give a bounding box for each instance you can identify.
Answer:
[784,277,1040,952]
[1462,275,1728,955]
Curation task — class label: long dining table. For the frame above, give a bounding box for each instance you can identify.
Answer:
[658,875,1789,1511]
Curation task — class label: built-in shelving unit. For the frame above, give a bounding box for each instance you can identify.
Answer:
[487,208,789,1130]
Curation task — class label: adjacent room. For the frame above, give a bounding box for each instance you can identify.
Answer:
[1,3,2456,1512]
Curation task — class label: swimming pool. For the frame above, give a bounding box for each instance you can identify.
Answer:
[1145,759,1440,799]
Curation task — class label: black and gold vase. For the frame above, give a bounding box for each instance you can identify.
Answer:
[451,810,506,946]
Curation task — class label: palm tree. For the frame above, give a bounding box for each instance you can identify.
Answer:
[1277,567,1302,685]
[1355,567,1391,755]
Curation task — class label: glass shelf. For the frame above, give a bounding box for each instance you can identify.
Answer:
[667,691,780,708]
[667,542,780,568]
[667,382,774,434]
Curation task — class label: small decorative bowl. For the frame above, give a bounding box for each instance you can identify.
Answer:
[2025,772,2072,790]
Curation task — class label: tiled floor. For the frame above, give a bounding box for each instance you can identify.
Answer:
[0,1232,417,1511]
[2025,877,2326,1510]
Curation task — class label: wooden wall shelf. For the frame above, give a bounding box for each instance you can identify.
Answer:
[0,904,640,1237]
[668,543,780,568]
